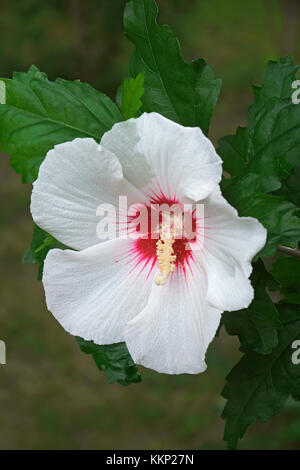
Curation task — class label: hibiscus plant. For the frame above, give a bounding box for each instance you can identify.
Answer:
[1,0,300,450]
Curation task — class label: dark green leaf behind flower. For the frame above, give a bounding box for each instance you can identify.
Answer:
[0,65,122,182]
[124,0,221,135]
[76,337,141,386]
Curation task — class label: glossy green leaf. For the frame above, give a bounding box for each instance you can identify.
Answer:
[0,65,122,182]
[76,337,141,386]
[124,0,221,135]
[221,173,280,214]
[247,97,300,181]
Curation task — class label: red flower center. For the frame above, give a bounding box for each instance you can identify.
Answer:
[127,193,199,279]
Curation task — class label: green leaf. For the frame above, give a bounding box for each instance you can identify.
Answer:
[22,224,69,280]
[76,337,141,386]
[221,166,300,259]
[222,175,300,257]
[223,261,281,355]
[221,173,280,214]
[0,65,122,182]
[222,303,300,449]
[34,233,57,253]
[218,56,300,182]
[270,256,300,304]
[249,55,299,120]
[247,98,300,181]
[121,72,145,120]
[239,194,300,257]
[218,126,248,176]
[276,166,300,208]
[124,0,221,135]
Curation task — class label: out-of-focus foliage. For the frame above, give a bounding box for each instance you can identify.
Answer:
[0,0,130,93]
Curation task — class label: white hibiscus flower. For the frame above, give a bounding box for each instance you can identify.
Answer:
[30,112,267,374]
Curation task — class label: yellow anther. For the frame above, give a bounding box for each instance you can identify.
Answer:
[154,224,176,286]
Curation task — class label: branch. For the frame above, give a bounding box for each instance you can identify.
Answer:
[277,245,300,259]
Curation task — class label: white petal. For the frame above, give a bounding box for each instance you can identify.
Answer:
[42,239,155,344]
[124,267,222,374]
[101,112,222,201]
[31,138,145,250]
[199,187,267,311]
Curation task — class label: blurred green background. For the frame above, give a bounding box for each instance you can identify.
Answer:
[1,0,300,450]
